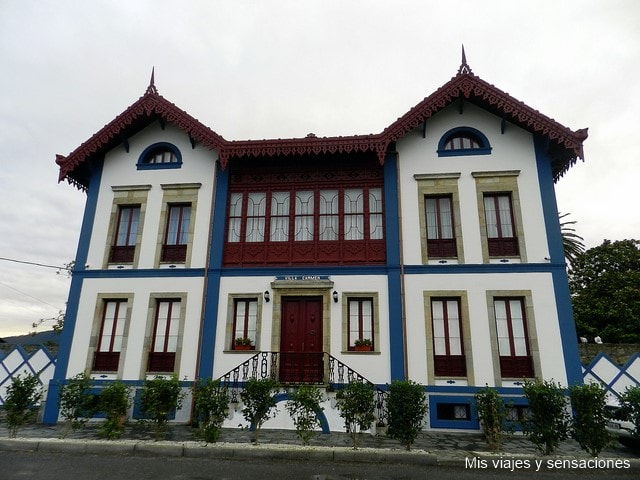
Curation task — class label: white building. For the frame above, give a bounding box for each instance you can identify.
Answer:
[43,57,587,431]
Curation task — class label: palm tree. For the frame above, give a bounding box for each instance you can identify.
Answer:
[559,212,585,269]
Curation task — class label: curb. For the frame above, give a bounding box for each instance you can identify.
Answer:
[1,437,639,470]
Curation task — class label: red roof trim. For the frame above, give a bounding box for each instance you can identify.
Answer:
[56,91,226,190]
[383,72,587,171]
[57,70,587,189]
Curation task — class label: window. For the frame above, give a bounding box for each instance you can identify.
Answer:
[137,143,182,170]
[484,193,519,257]
[437,127,491,156]
[494,298,533,378]
[348,298,374,351]
[93,300,127,371]
[224,158,385,266]
[431,298,466,376]
[436,403,471,421]
[109,205,140,263]
[148,299,181,372]
[161,204,191,263]
[232,299,258,350]
[425,196,456,258]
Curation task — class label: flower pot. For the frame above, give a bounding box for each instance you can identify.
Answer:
[234,345,253,351]
[354,345,372,352]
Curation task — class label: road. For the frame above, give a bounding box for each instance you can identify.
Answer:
[0,451,637,480]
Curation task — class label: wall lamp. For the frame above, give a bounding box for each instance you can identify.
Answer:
[332,291,339,303]
[264,290,270,303]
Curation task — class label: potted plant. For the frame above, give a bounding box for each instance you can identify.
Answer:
[234,337,254,350]
[354,338,373,352]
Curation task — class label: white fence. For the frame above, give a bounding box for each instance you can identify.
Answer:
[582,352,640,403]
[0,346,56,406]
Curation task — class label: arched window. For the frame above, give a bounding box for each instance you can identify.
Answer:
[137,142,182,169]
[437,127,491,157]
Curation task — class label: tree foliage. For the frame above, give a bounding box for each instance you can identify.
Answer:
[192,379,229,443]
[559,213,585,268]
[522,379,571,456]
[386,380,428,450]
[569,382,612,456]
[569,239,640,343]
[240,378,279,444]
[335,381,375,449]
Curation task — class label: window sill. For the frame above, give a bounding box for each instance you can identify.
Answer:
[342,350,381,355]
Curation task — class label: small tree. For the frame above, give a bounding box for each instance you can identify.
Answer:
[619,385,640,441]
[139,375,186,440]
[522,379,571,455]
[240,378,279,444]
[97,381,130,439]
[474,386,511,452]
[386,380,428,450]
[335,381,375,449]
[569,382,612,456]
[192,379,229,443]
[285,385,324,445]
[59,372,96,438]
[4,373,42,438]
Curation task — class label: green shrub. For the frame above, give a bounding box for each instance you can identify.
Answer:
[285,385,324,445]
[386,380,428,450]
[620,385,640,440]
[335,381,375,449]
[240,378,279,444]
[139,375,186,440]
[59,372,96,438]
[192,379,229,443]
[4,373,42,438]
[569,382,612,456]
[474,386,511,452]
[522,379,571,455]
[97,381,130,439]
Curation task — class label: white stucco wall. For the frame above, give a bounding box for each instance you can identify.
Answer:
[67,276,205,381]
[84,124,217,271]
[403,272,567,386]
[396,103,550,265]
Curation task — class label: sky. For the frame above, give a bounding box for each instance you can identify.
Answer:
[0,0,638,338]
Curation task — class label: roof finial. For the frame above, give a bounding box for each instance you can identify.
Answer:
[458,45,473,75]
[146,67,158,94]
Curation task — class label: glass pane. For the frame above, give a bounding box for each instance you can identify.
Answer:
[228,194,243,242]
[484,197,498,238]
[344,214,364,240]
[319,215,338,240]
[178,206,190,244]
[498,195,513,237]
[369,188,382,213]
[295,191,314,214]
[370,213,383,239]
[440,198,453,239]
[344,189,363,214]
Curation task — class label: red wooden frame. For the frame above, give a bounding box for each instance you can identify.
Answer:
[494,298,534,378]
[148,299,180,372]
[425,195,457,258]
[232,298,257,350]
[223,158,385,266]
[161,204,190,263]
[109,205,139,263]
[431,298,466,377]
[347,298,374,351]
[93,300,125,372]
[484,193,519,257]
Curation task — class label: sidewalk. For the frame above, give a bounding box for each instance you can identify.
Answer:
[2,422,639,470]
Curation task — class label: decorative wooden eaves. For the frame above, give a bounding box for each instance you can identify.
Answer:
[218,134,389,169]
[381,68,588,181]
[57,60,588,190]
[56,81,226,190]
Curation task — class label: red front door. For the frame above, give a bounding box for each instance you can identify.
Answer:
[280,296,324,383]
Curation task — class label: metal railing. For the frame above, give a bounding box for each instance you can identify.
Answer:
[216,351,387,422]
